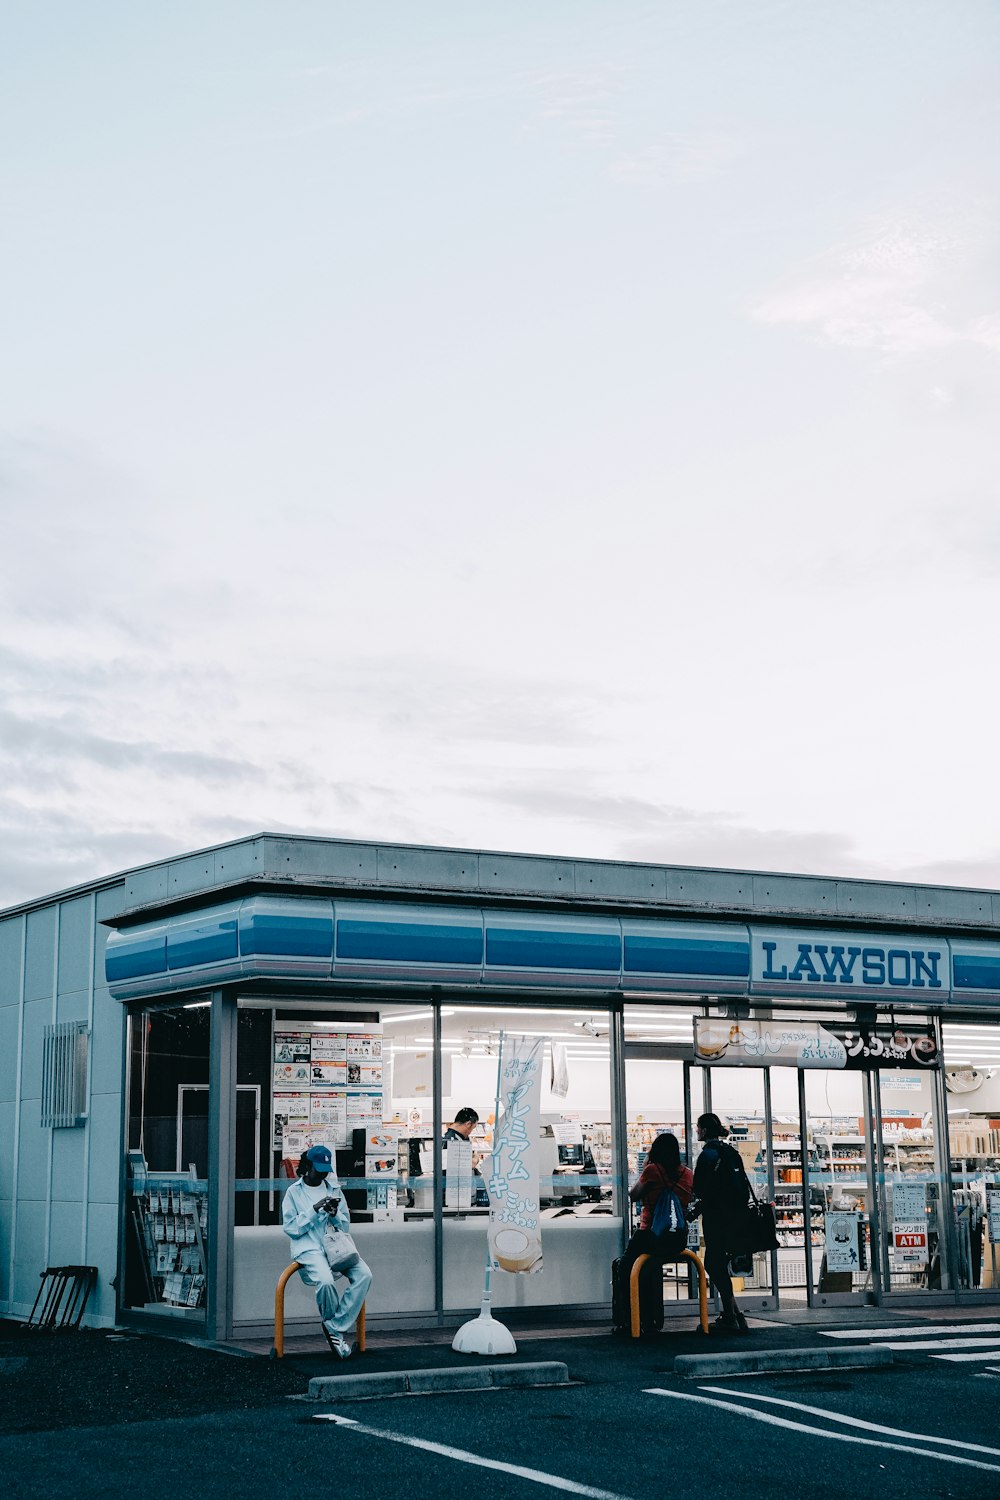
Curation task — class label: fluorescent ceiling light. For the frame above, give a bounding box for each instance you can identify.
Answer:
[447,1007,605,1018]
[383,1008,457,1024]
[183,1000,211,1009]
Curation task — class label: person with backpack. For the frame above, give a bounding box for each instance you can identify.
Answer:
[612,1132,693,1333]
[692,1112,750,1334]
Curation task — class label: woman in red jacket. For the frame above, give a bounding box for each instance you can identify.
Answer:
[613,1132,693,1332]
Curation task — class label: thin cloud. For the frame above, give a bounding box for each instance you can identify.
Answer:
[0,707,262,785]
[752,214,1000,358]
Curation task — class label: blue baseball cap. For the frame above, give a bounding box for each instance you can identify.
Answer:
[306,1145,333,1172]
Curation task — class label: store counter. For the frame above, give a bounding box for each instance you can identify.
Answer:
[232,1211,621,1325]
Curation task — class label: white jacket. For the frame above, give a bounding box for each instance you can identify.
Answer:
[281,1174,352,1257]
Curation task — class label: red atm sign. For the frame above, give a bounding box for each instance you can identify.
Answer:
[894,1228,927,1250]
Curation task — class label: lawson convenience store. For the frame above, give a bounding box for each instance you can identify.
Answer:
[2,833,999,1342]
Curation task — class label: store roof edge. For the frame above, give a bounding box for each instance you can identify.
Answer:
[3,831,999,938]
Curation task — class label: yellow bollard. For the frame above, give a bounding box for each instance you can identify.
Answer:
[273,1260,367,1358]
[629,1250,709,1339]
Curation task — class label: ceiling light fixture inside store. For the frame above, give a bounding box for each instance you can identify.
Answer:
[382,1008,458,1025]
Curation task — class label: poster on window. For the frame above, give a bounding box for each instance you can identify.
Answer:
[892,1182,928,1267]
[487,1035,545,1275]
[310,1033,347,1062]
[311,1059,347,1087]
[272,1092,310,1148]
[348,1033,382,1061]
[273,1061,311,1088]
[284,1125,340,1163]
[824,1211,861,1272]
[310,1089,348,1142]
[694,1019,938,1070]
[274,1031,312,1063]
[986,1188,1000,1243]
[346,1090,384,1135]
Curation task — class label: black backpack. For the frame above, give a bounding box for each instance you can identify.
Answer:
[704,1140,752,1213]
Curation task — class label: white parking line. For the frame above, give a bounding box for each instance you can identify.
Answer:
[643,1389,1000,1476]
[858,1338,1000,1353]
[314,1412,635,1499]
[697,1386,1000,1458]
[821,1324,1000,1340]
[933,1349,1000,1362]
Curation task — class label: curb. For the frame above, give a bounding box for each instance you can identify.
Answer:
[673,1346,894,1379]
[308,1359,571,1402]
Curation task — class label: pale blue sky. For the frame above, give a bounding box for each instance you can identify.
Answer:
[2,3,999,904]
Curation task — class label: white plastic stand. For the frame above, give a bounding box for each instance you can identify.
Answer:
[452,1031,517,1357]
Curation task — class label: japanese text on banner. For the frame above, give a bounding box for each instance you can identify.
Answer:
[487,1036,545,1275]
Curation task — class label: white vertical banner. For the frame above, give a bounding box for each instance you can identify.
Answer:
[549,1041,569,1099]
[487,1036,545,1275]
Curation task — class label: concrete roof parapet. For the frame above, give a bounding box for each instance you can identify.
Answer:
[835,880,918,922]
[4,832,1000,938]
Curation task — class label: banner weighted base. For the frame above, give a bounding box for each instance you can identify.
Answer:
[452,1310,517,1356]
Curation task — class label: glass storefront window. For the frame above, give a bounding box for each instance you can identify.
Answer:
[440,1004,618,1314]
[942,1021,1000,1293]
[227,998,624,1331]
[123,1001,212,1322]
[231,999,440,1332]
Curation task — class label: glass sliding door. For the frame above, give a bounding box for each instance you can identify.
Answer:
[801,1068,875,1305]
[622,1003,703,1315]
[702,1061,775,1308]
[942,1021,1000,1297]
[874,1061,951,1297]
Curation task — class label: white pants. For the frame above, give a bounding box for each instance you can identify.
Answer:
[294,1244,372,1336]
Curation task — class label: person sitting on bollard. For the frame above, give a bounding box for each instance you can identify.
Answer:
[281,1143,372,1359]
[612,1132,693,1334]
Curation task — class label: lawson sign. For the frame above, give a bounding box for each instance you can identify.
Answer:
[750,927,945,998]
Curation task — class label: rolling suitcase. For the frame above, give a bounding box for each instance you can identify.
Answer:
[612,1251,663,1335]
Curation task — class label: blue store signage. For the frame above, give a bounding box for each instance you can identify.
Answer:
[751,926,945,996]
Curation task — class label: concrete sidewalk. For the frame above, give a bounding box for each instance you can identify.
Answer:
[258,1302,985,1396]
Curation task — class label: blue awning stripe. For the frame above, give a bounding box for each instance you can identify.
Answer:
[953,953,1000,990]
[240,912,333,958]
[485,928,621,972]
[624,935,749,978]
[336,919,483,966]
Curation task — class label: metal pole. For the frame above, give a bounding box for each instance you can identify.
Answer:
[207,990,236,1342]
[863,1069,884,1303]
[432,1000,443,1324]
[762,1067,777,1309]
[610,1003,628,1253]
[931,1014,957,1296]
[798,1069,815,1308]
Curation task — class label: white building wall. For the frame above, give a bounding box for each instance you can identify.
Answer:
[0,885,126,1327]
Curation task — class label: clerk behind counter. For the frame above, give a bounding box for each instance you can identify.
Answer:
[443,1106,489,1207]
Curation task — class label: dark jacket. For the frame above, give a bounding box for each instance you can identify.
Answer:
[693,1138,748,1231]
